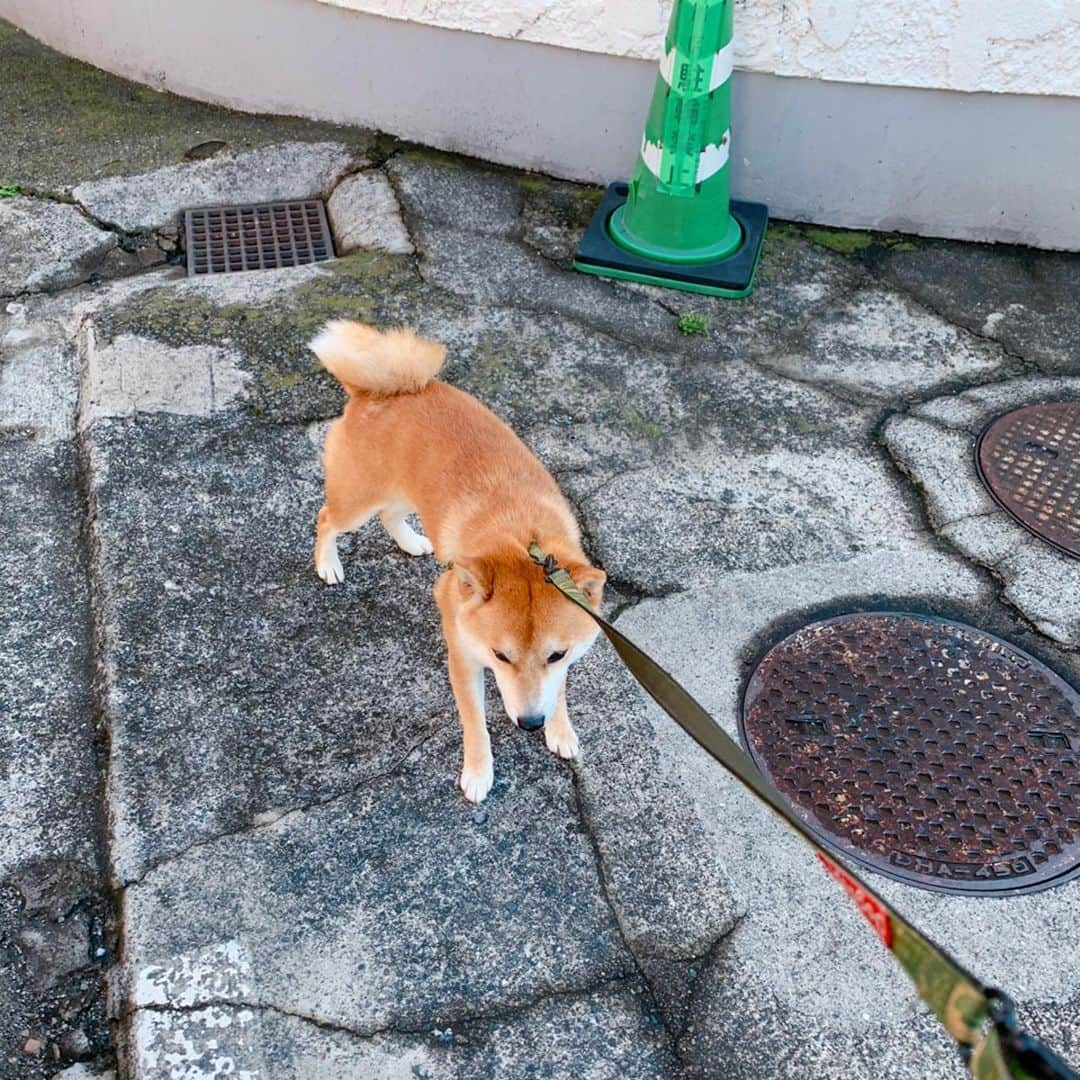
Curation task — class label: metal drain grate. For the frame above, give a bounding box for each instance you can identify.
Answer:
[976,402,1080,559]
[741,613,1080,896]
[184,200,334,276]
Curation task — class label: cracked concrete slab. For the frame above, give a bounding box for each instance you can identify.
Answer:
[0,327,111,1070]
[757,286,1010,400]
[0,196,116,297]
[1,302,79,439]
[388,155,735,361]
[884,377,1080,646]
[91,250,456,427]
[575,423,924,593]
[83,411,454,883]
[128,979,675,1079]
[871,240,1080,374]
[681,946,1080,1080]
[117,724,633,1032]
[389,153,524,239]
[570,644,740,1034]
[572,646,739,962]
[82,331,249,425]
[72,142,366,233]
[0,432,98,883]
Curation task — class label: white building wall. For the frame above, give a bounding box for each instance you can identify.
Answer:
[317,0,1080,97]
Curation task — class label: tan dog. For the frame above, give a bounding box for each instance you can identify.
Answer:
[310,321,605,803]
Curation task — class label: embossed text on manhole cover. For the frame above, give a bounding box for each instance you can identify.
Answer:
[184,200,334,276]
[741,613,1080,896]
[976,402,1080,559]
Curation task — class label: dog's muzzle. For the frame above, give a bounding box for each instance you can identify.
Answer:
[517,714,546,732]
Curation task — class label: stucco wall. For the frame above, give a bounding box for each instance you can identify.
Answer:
[316,0,1080,96]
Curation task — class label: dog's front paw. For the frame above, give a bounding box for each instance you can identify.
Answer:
[544,720,579,761]
[401,535,434,557]
[316,551,345,585]
[460,760,494,804]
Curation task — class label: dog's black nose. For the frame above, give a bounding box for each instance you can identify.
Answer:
[518,714,546,731]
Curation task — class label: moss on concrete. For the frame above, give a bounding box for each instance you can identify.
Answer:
[399,147,469,172]
[619,405,662,440]
[803,227,877,256]
[96,251,462,424]
[803,224,921,258]
[0,19,374,195]
[523,180,602,231]
[753,221,815,278]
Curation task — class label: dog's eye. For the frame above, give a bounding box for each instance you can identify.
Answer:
[547,650,567,664]
[493,650,511,664]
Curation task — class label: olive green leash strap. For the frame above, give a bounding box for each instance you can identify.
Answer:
[529,544,1076,1080]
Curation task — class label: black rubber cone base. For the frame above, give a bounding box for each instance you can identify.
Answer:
[573,182,768,298]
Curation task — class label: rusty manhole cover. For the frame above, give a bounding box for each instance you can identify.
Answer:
[741,613,1080,896]
[184,200,334,276]
[976,402,1080,559]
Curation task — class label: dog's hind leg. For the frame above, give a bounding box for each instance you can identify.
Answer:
[315,503,378,584]
[316,420,385,584]
[380,501,433,557]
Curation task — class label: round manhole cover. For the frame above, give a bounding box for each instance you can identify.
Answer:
[741,613,1080,896]
[976,401,1080,559]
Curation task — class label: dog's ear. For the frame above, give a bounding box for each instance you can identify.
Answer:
[568,564,606,607]
[454,557,492,601]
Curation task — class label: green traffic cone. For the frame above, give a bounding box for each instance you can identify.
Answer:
[574,0,767,298]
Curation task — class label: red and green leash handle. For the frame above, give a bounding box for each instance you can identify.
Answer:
[529,544,1077,1080]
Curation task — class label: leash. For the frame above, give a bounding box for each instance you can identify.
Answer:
[528,543,1077,1080]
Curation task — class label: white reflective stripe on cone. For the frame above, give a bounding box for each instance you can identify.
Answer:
[658,39,735,91]
[640,135,664,180]
[639,130,730,184]
[709,40,735,91]
[696,130,730,182]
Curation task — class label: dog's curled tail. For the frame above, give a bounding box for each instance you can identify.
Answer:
[309,320,446,397]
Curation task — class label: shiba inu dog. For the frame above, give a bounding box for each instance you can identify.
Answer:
[310,321,606,803]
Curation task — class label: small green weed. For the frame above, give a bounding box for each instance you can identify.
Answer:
[0,184,21,198]
[677,313,708,335]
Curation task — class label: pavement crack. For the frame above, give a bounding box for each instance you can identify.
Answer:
[402,227,706,359]
[381,157,424,263]
[573,463,658,506]
[70,317,124,1080]
[939,508,999,529]
[606,578,687,623]
[125,967,644,1043]
[880,409,1075,646]
[865,262,1032,370]
[17,183,156,248]
[567,765,684,1063]
[121,722,447,889]
[740,352,879,409]
[669,915,746,1048]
